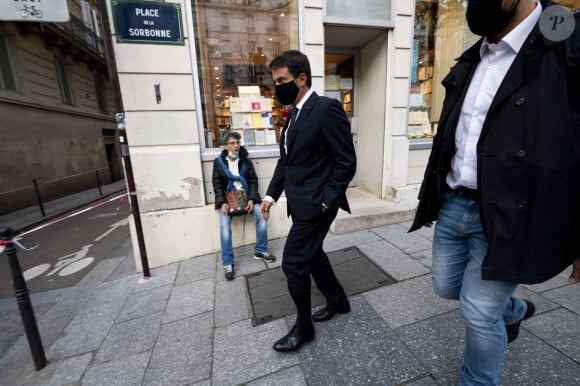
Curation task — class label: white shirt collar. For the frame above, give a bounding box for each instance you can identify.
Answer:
[480,2,542,58]
[295,88,314,112]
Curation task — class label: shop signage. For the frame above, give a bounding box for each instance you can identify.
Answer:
[0,0,70,22]
[112,0,184,45]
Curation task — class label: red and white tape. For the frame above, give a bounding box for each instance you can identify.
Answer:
[0,192,132,252]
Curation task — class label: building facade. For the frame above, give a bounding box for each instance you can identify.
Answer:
[0,0,121,215]
[103,0,578,269]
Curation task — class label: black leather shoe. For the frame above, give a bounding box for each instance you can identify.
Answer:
[272,325,315,352]
[506,299,536,343]
[312,302,350,323]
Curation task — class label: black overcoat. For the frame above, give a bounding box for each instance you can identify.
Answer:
[410,1,580,284]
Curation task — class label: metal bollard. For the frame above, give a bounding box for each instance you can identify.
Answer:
[0,227,47,371]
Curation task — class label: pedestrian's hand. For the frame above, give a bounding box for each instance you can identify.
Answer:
[260,201,272,221]
[221,203,229,216]
[569,258,580,284]
[246,199,254,213]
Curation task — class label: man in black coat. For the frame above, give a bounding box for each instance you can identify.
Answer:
[410,1,580,384]
[213,131,276,281]
[260,50,356,352]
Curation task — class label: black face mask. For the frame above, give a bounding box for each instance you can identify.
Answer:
[466,0,521,37]
[274,80,300,106]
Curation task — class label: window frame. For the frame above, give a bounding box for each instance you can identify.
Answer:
[0,33,18,91]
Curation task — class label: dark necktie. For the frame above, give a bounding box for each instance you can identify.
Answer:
[289,107,298,130]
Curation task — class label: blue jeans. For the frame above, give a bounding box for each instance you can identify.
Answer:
[219,204,268,267]
[432,193,527,386]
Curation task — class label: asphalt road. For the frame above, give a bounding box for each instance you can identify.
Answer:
[0,202,131,299]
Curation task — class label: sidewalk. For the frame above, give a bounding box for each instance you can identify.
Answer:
[0,214,578,385]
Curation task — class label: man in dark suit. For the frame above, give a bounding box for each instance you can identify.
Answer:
[410,1,580,384]
[260,50,357,352]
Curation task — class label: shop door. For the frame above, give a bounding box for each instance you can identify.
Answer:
[325,52,357,186]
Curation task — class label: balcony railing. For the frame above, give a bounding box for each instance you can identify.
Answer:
[53,14,105,59]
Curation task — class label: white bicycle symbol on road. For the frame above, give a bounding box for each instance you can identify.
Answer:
[23,244,95,280]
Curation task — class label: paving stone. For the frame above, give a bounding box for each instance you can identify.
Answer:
[0,309,28,357]
[244,366,307,386]
[396,311,464,385]
[144,312,213,385]
[404,376,438,386]
[117,284,172,323]
[513,286,559,315]
[324,229,383,251]
[175,253,216,285]
[47,352,93,386]
[214,276,250,327]
[48,299,125,360]
[364,275,458,328]
[75,257,125,289]
[132,263,178,293]
[409,248,433,268]
[82,351,150,386]
[358,239,430,281]
[163,278,214,323]
[522,270,571,293]
[298,296,427,386]
[399,221,435,241]
[105,254,138,283]
[371,224,432,254]
[96,312,163,362]
[213,318,298,386]
[542,283,580,315]
[40,286,95,320]
[84,276,137,306]
[523,308,580,362]
[502,329,580,385]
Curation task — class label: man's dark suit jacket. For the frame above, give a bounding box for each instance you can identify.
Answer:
[266,92,356,220]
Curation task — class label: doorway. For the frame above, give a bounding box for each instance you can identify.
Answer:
[325,52,357,186]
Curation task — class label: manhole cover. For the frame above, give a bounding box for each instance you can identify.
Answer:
[245,246,397,326]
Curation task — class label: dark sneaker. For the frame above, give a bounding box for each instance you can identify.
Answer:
[506,299,535,343]
[224,265,235,281]
[254,252,276,263]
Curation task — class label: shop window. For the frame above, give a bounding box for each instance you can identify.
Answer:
[192,0,299,149]
[0,34,17,91]
[408,0,478,140]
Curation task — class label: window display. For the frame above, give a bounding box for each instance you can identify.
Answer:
[409,0,478,140]
[191,0,298,148]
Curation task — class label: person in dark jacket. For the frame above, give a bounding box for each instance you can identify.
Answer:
[213,131,276,280]
[409,1,580,384]
[260,50,356,352]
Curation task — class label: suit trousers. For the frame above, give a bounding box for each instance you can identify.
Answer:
[282,206,348,332]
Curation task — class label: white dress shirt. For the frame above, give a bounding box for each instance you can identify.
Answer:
[446,2,541,190]
[265,89,315,204]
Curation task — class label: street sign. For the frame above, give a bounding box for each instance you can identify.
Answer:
[0,0,70,22]
[112,0,184,45]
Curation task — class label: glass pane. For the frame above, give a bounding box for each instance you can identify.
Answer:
[325,0,392,27]
[192,0,299,148]
[0,35,17,90]
[324,54,354,118]
[408,0,476,140]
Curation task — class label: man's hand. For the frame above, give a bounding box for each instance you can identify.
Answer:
[260,201,272,221]
[246,199,254,213]
[569,258,580,284]
[221,203,229,216]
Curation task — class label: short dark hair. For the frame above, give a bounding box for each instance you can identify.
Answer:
[269,50,312,87]
[223,131,241,145]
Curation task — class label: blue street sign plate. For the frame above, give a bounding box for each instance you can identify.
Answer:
[112,0,184,45]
